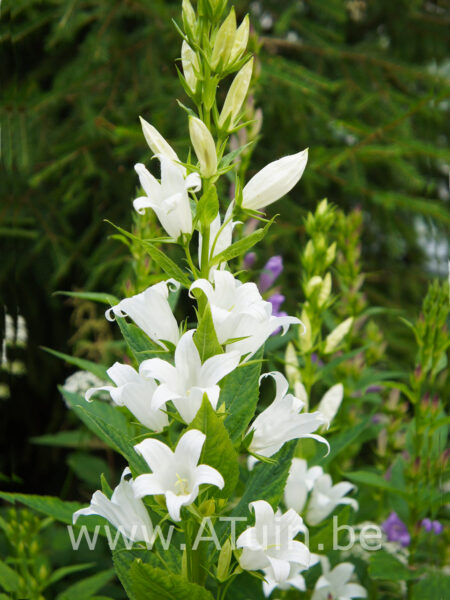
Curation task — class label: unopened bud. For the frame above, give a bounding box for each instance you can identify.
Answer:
[211,8,236,70]
[139,116,180,164]
[325,242,336,266]
[217,538,232,581]
[199,499,215,516]
[181,41,200,94]
[229,14,250,63]
[219,58,253,129]
[317,198,328,216]
[189,117,217,177]
[182,0,197,38]
[318,272,332,307]
[324,317,353,354]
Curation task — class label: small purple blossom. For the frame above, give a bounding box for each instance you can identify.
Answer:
[258,255,283,292]
[310,352,324,367]
[243,252,257,270]
[422,518,443,535]
[268,294,287,336]
[382,512,410,547]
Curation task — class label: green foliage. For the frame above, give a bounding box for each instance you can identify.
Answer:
[130,561,214,600]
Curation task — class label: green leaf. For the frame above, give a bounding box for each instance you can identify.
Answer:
[194,304,223,361]
[210,218,275,266]
[67,453,110,488]
[309,506,350,553]
[345,470,408,497]
[188,396,239,498]
[411,572,450,599]
[221,348,263,443]
[106,221,191,287]
[31,429,94,448]
[54,290,118,305]
[368,550,415,581]
[130,561,214,600]
[42,347,108,379]
[75,405,147,474]
[45,563,95,588]
[115,316,158,362]
[0,492,102,532]
[56,569,115,600]
[197,186,219,227]
[0,559,20,593]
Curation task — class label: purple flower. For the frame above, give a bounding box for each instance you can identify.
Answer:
[382,512,410,547]
[258,255,283,292]
[268,293,285,315]
[268,294,286,336]
[422,518,443,535]
[243,252,257,270]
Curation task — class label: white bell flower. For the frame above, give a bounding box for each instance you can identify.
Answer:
[284,458,323,514]
[247,372,329,458]
[85,362,168,432]
[312,558,367,600]
[73,468,152,543]
[190,270,301,360]
[139,330,240,424]
[105,279,180,350]
[133,156,200,240]
[236,500,310,582]
[262,554,320,597]
[306,474,358,526]
[317,383,343,426]
[133,429,224,521]
[242,149,308,211]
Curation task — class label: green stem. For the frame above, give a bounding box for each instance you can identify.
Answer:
[200,224,211,278]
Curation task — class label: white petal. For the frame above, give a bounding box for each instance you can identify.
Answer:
[174,330,202,383]
[107,362,140,386]
[194,464,224,489]
[250,500,275,529]
[342,583,367,598]
[85,385,114,402]
[242,149,308,210]
[175,429,205,467]
[266,556,290,583]
[139,358,177,384]
[132,474,165,498]
[200,351,240,386]
[165,490,188,522]
[134,438,174,472]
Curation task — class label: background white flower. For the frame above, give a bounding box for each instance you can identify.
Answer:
[306,474,358,526]
[85,362,168,432]
[105,279,179,350]
[248,372,329,458]
[73,468,152,543]
[139,330,240,423]
[284,458,323,514]
[133,429,224,521]
[312,558,367,600]
[262,554,320,597]
[237,500,310,582]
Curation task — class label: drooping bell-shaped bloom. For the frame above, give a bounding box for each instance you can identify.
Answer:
[133,156,200,240]
[139,330,240,424]
[284,458,323,514]
[133,430,224,521]
[85,363,168,432]
[190,270,301,360]
[236,500,310,582]
[258,255,283,292]
[381,512,410,547]
[306,474,358,526]
[242,149,308,211]
[73,468,152,543]
[312,558,367,600]
[262,554,320,597]
[198,203,237,275]
[247,372,329,459]
[105,279,180,350]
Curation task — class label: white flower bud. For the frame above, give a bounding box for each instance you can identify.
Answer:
[219,58,253,129]
[324,317,353,354]
[242,149,308,211]
[189,116,217,177]
[229,14,250,63]
[211,8,236,69]
[139,116,179,163]
[181,41,200,94]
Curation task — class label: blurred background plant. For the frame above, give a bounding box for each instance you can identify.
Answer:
[1,0,448,534]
